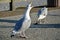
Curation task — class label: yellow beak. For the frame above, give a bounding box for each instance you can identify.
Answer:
[29,1,32,4]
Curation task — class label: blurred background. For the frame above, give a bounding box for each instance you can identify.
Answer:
[0,0,60,11]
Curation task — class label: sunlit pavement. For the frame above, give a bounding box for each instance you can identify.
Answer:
[0,9,60,40]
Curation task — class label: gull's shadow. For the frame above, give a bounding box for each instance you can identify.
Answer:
[0,24,60,28]
[0,19,18,23]
[0,26,14,28]
[31,24,60,28]
[0,19,60,28]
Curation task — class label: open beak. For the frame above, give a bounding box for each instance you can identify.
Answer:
[30,2,34,7]
[29,1,32,4]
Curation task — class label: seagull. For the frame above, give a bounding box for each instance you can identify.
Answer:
[11,2,33,38]
[35,7,48,24]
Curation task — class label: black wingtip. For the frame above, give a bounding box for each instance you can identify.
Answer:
[34,23,38,25]
[10,35,14,38]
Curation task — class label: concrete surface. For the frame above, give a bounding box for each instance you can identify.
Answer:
[0,3,9,11]
[0,9,60,40]
[0,28,60,40]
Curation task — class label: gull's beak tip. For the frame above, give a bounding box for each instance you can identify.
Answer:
[29,1,32,4]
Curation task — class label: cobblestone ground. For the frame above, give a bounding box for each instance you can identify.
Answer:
[0,9,60,40]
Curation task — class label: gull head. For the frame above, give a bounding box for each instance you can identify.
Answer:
[28,2,33,9]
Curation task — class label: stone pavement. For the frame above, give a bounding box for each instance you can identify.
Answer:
[0,9,60,40]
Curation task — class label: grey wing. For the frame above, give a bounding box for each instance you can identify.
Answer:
[19,19,31,32]
[13,17,25,31]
